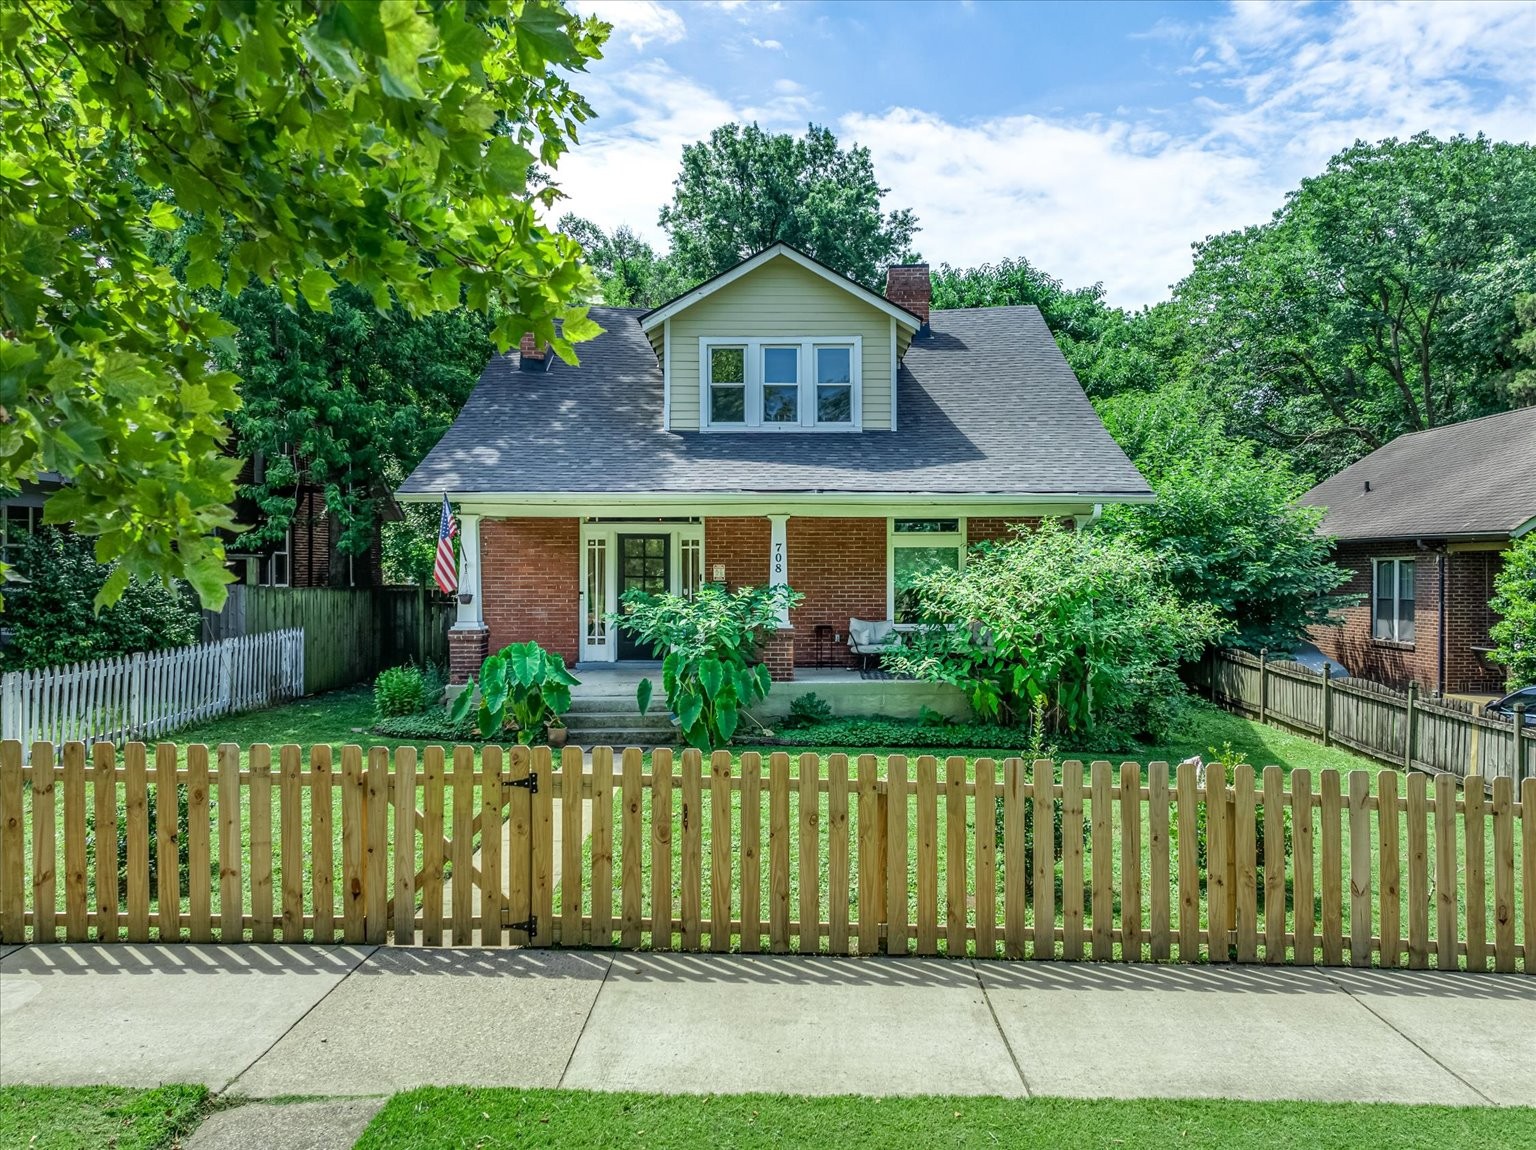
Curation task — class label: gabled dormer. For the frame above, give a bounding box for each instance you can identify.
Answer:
[639,244,926,433]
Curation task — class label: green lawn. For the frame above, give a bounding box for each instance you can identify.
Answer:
[0,1085,208,1150]
[355,1087,1534,1150]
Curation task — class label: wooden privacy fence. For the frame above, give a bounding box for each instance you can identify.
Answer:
[2,742,1531,972]
[1204,649,1533,783]
[0,633,302,761]
[204,585,454,694]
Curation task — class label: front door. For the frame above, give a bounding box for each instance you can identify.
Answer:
[616,534,670,660]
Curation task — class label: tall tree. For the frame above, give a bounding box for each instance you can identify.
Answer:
[220,282,494,561]
[658,123,918,289]
[1,0,607,605]
[932,257,1175,397]
[1176,134,1536,475]
[558,215,689,308]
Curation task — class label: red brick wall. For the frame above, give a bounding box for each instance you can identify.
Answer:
[1307,542,1508,694]
[785,517,887,666]
[480,517,580,663]
[448,627,489,684]
[704,517,770,589]
[967,517,1038,547]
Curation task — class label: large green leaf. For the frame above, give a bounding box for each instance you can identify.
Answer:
[677,692,704,733]
[683,721,714,752]
[699,658,724,700]
[715,698,739,742]
[476,701,500,739]
[448,678,476,724]
[636,678,653,716]
[754,663,773,698]
[543,683,571,717]
[507,642,541,687]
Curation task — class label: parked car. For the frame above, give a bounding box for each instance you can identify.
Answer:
[1484,686,1536,725]
[1286,643,1351,679]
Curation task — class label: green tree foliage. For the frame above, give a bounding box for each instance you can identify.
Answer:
[1,0,608,605]
[884,523,1226,743]
[1,528,200,670]
[1489,534,1536,687]
[1174,134,1536,476]
[618,583,800,751]
[1097,388,1353,654]
[219,282,493,558]
[558,215,689,309]
[931,257,1173,398]
[659,123,919,289]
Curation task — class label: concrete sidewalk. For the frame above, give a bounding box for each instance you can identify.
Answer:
[2,944,1533,1108]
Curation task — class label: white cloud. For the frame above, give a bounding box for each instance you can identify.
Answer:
[578,0,685,50]
[752,37,784,50]
[555,0,1535,308]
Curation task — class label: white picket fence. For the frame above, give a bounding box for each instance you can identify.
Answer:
[0,630,304,758]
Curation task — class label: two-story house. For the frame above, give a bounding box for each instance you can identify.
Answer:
[397,244,1153,684]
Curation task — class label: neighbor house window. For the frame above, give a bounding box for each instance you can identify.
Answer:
[889,518,966,625]
[1,502,41,568]
[1372,557,1415,643]
[700,337,861,430]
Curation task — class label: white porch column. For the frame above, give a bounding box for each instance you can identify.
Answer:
[455,512,483,628]
[767,513,790,628]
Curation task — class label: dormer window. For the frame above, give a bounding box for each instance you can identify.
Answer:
[701,336,862,432]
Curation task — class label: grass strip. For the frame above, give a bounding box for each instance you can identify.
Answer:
[0,1085,209,1150]
[356,1087,1533,1150]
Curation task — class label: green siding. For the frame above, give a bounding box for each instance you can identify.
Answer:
[667,257,896,431]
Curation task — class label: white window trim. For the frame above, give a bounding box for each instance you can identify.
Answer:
[267,529,291,587]
[1371,556,1416,645]
[700,336,863,432]
[887,516,967,626]
[579,521,706,663]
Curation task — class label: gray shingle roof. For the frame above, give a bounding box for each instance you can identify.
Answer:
[1298,406,1536,540]
[398,304,1151,498]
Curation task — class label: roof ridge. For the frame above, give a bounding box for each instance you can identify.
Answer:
[1384,404,1536,444]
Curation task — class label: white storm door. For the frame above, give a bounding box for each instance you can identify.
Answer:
[579,527,618,662]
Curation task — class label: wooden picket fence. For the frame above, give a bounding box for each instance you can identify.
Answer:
[0,632,303,760]
[2,742,1531,972]
[1203,648,1533,783]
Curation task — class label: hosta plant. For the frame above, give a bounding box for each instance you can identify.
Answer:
[450,641,580,745]
[614,583,801,750]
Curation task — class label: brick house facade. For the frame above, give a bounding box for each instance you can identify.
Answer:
[1308,541,1507,695]
[399,245,1155,686]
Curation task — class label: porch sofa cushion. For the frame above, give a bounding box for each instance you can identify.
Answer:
[848,618,899,653]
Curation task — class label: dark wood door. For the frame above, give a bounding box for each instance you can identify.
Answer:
[616,534,670,660]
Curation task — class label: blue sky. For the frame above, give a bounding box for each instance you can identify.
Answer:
[564,1,1535,308]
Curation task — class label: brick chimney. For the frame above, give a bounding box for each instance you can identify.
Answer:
[519,331,549,372]
[885,264,930,330]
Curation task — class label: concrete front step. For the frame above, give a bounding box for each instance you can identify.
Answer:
[562,729,680,748]
[567,697,654,715]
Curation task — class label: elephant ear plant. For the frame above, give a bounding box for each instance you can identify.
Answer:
[614,583,801,751]
[450,641,580,745]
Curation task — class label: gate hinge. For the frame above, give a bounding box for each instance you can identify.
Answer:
[503,774,538,795]
[504,914,538,936]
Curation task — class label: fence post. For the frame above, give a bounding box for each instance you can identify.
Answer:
[0,673,17,743]
[1257,648,1268,725]
[1321,664,1333,747]
[129,651,145,740]
[1404,681,1417,772]
[1516,704,1528,783]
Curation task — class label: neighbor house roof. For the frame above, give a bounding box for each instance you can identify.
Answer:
[1298,406,1536,541]
[397,304,1152,501]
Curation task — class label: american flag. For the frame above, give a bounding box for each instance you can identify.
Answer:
[434,494,459,595]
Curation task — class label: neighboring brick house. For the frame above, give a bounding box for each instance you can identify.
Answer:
[1299,406,1536,695]
[396,244,1152,683]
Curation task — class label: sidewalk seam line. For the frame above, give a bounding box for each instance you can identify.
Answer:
[1322,971,1495,1106]
[218,944,378,1097]
[556,950,616,1089]
[970,959,1032,1098]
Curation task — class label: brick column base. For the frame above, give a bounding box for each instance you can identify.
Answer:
[763,630,796,682]
[448,626,489,684]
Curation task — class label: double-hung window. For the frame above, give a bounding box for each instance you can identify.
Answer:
[889,518,966,625]
[701,337,861,430]
[1372,557,1415,643]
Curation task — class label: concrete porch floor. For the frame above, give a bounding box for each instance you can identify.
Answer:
[570,664,969,720]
